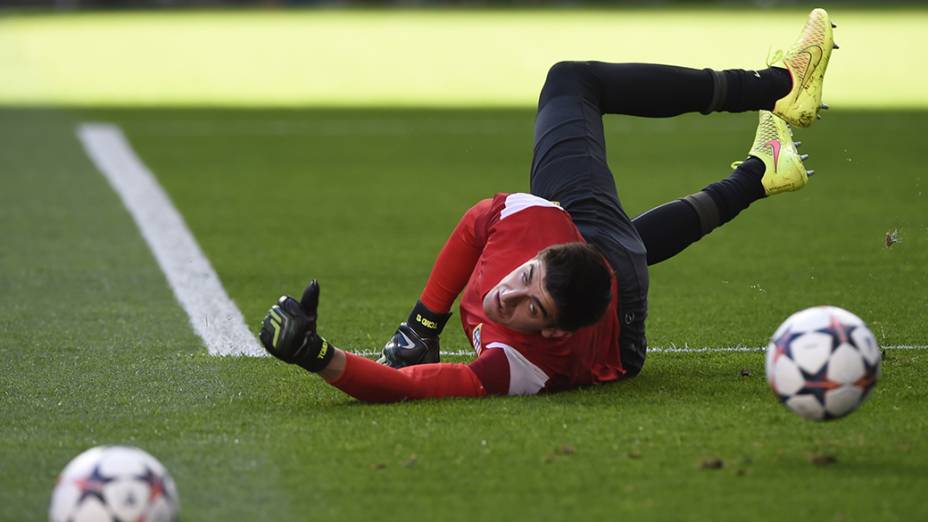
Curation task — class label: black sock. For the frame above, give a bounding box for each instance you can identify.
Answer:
[701,157,767,221]
[632,158,766,266]
[538,62,791,117]
[703,67,792,113]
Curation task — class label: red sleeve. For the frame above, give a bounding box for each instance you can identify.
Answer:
[419,198,494,313]
[467,347,511,396]
[468,343,551,396]
[329,352,487,403]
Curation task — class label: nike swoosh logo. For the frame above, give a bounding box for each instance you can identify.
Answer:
[767,139,781,172]
[395,332,416,350]
[795,45,824,94]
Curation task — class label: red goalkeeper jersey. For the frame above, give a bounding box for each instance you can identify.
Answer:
[438,193,625,395]
[330,192,626,402]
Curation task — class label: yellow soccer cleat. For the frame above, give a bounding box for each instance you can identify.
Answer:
[735,110,812,196]
[771,8,837,128]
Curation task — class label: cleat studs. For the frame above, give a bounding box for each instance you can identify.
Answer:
[821,103,830,110]
[794,141,802,148]
[817,113,822,120]
[832,22,837,28]
[806,170,815,177]
[833,43,840,50]
[800,154,809,161]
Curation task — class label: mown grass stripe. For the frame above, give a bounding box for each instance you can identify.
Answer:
[76,122,264,357]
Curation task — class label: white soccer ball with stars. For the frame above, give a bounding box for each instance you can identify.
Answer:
[765,306,881,421]
[49,446,179,522]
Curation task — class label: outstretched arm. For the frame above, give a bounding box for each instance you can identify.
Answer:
[324,350,486,402]
[322,343,542,402]
[259,280,493,403]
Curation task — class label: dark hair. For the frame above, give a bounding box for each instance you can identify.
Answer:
[540,243,612,331]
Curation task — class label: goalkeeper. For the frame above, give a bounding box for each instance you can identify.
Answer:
[259,9,836,402]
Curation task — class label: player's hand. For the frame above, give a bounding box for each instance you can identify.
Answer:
[378,322,442,368]
[259,280,335,373]
[378,300,452,368]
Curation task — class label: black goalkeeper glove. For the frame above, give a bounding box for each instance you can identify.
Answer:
[259,280,335,373]
[378,300,451,369]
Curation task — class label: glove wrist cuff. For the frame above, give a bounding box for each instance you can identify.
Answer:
[407,300,451,338]
[295,336,336,373]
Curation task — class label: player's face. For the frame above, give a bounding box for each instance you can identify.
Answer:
[483,257,564,337]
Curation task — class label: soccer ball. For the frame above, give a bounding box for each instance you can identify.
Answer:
[765,306,881,421]
[49,446,179,522]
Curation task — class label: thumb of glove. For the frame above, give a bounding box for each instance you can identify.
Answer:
[300,279,320,327]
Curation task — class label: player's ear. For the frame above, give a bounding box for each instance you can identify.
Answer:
[540,327,571,339]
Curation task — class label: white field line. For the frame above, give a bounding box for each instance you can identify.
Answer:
[353,345,928,358]
[77,123,265,357]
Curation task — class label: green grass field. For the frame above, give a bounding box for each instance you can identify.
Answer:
[1,8,927,522]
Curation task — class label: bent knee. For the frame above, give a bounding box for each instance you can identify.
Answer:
[539,61,597,107]
[547,61,591,79]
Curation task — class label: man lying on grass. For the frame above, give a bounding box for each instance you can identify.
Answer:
[259,9,836,402]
